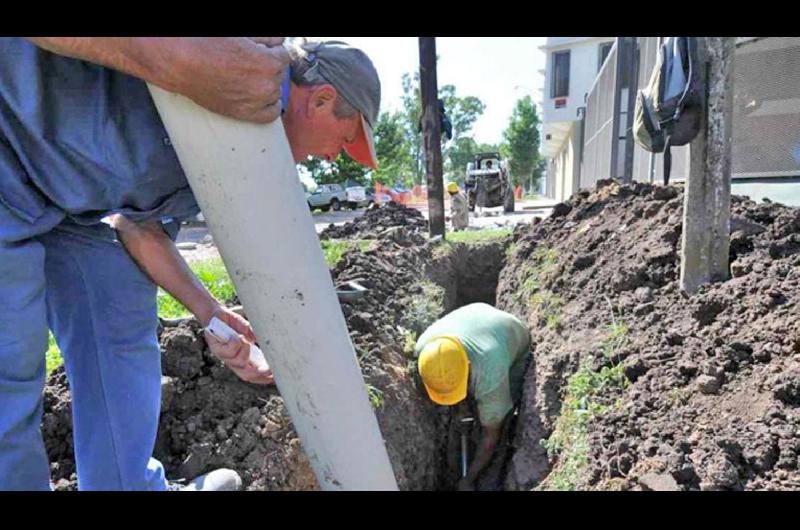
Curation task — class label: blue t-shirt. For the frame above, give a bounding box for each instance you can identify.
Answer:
[0,38,198,243]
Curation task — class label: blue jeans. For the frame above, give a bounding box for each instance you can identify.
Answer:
[0,224,168,490]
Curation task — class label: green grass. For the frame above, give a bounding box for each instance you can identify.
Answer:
[515,246,563,329]
[403,280,446,335]
[432,228,513,259]
[45,238,373,376]
[366,384,385,410]
[602,321,629,360]
[446,228,512,244]
[516,247,558,301]
[538,320,631,491]
[402,329,418,357]
[46,333,62,376]
[47,257,238,375]
[667,387,690,407]
[531,291,565,330]
[321,239,374,268]
[157,258,235,319]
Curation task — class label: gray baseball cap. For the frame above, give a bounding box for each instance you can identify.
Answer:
[291,40,381,168]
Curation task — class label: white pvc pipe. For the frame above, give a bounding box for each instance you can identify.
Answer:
[147,85,398,491]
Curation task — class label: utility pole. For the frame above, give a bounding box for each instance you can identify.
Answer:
[419,37,445,238]
[679,37,735,295]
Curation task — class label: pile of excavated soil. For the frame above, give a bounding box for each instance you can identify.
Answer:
[42,202,457,491]
[497,179,800,491]
[319,202,428,240]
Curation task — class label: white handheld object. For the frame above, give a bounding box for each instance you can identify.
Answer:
[207,316,270,371]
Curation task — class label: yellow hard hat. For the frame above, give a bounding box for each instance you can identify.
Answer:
[417,336,469,405]
[447,182,459,194]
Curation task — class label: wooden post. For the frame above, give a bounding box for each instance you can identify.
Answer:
[623,37,639,184]
[679,37,735,295]
[419,37,445,238]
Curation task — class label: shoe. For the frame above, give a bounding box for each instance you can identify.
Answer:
[167,468,243,491]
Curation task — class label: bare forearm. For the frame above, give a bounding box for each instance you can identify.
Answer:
[24,37,290,124]
[25,37,181,92]
[113,217,219,325]
[467,424,502,482]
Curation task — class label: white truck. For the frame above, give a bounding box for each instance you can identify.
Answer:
[305,183,369,211]
[344,184,369,209]
[306,183,348,211]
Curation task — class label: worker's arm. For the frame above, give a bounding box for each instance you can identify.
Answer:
[459,369,515,490]
[110,215,273,385]
[24,37,289,124]
[458,421,504,491]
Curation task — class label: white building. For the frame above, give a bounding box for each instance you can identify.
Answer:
[540,37,800,206]
[540,37,615,202]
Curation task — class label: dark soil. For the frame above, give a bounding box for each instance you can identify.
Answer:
[497,179,800,491]
[319,201,428,240]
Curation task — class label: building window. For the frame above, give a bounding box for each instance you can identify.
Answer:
[551,51,570,99]
[598,42,613,72]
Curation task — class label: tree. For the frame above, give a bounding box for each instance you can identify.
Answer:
[501,96,542,188]
[299,110,415,189]
[439,85,485,143]
[334,152,370,186]
[300,157,334,185]
[373,111,412,186]
[299,152,369,187]
[444,140,502,184]
[445,137,477,184]
[400,72,486,185]
[400,72,424,185]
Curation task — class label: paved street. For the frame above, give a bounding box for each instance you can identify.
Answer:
[176,198,557,262]
[310,198,556,231]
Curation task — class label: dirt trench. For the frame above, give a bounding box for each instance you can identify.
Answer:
[41,204,516,491]
[46,186,800,492]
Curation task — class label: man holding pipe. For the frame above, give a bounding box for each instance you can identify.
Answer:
[0,38,380,491]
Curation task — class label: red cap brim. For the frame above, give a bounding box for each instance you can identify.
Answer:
[344,114,378,169]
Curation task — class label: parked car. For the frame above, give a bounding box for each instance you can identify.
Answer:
[306,183,347,211]
[344,184,370,209]
[365,188,392,207]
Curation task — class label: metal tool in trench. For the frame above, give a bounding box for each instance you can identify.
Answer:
[460,416,475,478]
[335,280,369,302]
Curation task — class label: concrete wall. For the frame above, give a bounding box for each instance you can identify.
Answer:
[732,178,800,207]
[550,121,583,203]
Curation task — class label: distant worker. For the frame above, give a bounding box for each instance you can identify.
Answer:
[414,303,531,491]
[447,182,469,231]
[485,160,493,169]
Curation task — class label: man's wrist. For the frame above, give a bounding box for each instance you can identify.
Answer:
[126,37,187,93]
[194,297,222,328]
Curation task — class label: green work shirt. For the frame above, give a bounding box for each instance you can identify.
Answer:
[415,303,531,427]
